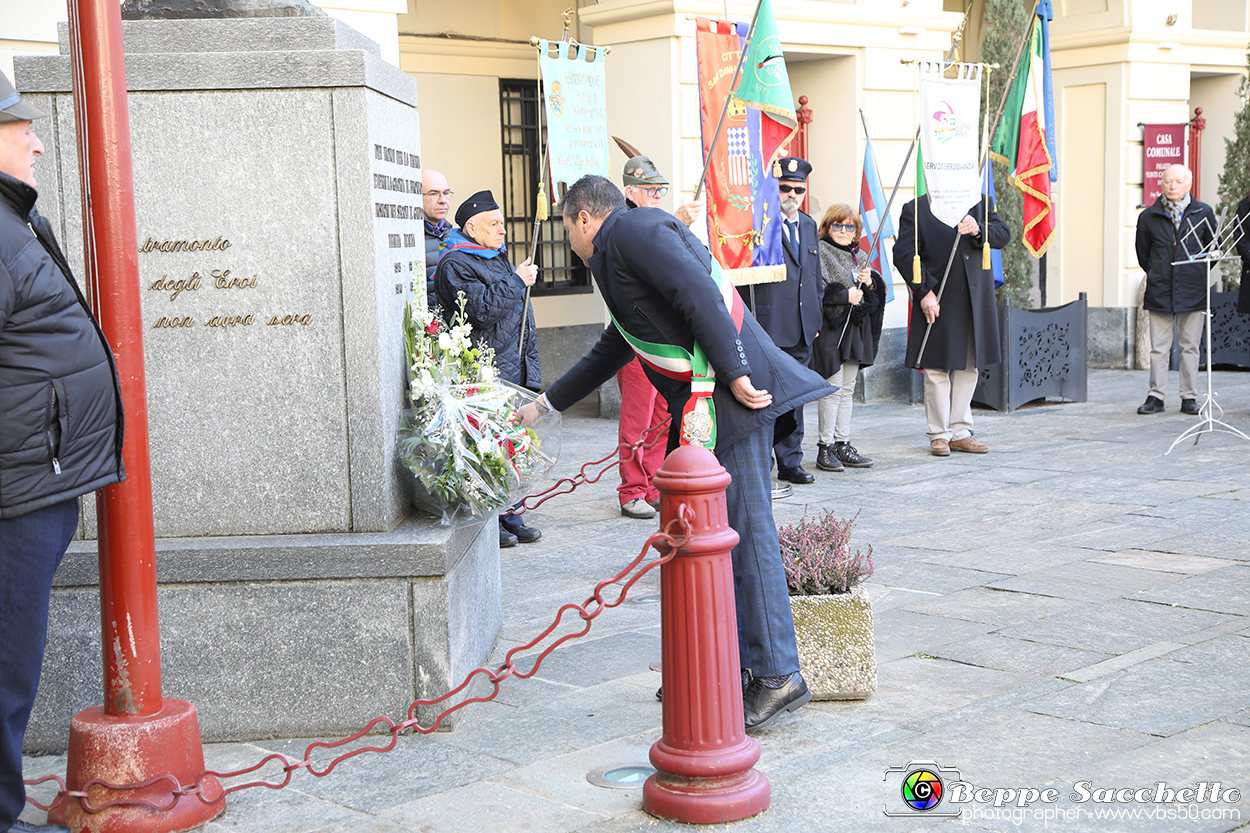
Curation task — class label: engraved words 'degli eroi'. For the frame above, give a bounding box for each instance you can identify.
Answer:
[139,235,313,330]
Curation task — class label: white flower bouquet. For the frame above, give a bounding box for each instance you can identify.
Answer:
[398,291,558,525]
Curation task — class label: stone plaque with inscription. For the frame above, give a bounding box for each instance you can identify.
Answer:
[16,14,501,747]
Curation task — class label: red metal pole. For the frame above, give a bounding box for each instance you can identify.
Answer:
[50,1,224,829]
[643,446,769,823]
[1188,107,1205,202]
[795,94,812,215]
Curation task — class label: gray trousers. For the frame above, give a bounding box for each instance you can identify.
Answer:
[1148,310,1205,402]
[817,360,859,444]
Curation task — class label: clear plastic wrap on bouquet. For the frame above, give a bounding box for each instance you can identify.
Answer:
[398,380,561,527]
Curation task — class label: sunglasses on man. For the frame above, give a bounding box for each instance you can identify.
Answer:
[778,183,806,195]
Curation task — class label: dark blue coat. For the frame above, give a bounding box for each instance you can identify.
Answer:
[435,236,540,391]
[748,210,822,349]
[0,172,124,519]
[544,206,832,453]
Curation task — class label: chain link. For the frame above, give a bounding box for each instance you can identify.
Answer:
[26,422,685,816]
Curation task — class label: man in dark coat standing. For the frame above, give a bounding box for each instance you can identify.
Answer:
[522,175,833,732]
[421,169,453,310]
[435,189,542,547]
[1135,164,1217,416]
[893,194,1010,456]
[749,157,823,485]
[0,72,124,833]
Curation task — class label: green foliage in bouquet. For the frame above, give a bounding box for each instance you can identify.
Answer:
[398,291,548,520]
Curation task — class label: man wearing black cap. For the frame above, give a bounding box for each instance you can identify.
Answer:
[435,190,542,547]
[0,70,123,833]
[750,157,822,485]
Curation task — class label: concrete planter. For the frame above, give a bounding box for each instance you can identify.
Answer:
[790,587,876,700]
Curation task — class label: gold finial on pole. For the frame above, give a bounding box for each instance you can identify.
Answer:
[562,7,574,38]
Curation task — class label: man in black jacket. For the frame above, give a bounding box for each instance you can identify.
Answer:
[1135,164,1217,416]
[522,175,833,732]
[0,71,124,833]
[893,195,1010,456]
[750,157,823,484]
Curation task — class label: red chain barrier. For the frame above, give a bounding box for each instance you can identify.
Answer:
[26,424,685,817]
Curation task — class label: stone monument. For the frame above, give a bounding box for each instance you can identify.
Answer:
[17,2,500,749]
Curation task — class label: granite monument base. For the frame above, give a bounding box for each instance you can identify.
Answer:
[26,513,500,752]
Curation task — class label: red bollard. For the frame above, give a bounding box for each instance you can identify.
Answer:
[643,445,769,823]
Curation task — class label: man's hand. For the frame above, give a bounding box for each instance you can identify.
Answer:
[516,257,538,287]
[674,201,704,227]
[956,215,980,237]
[920,290,940,324]
[728,375,772,409]
[517,402,540,426]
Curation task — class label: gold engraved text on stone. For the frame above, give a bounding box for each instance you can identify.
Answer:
[153,316,195,329]
[268,314,313,326]
[149,273,202,301]
[213,269,257,289]
[139,236,231,254]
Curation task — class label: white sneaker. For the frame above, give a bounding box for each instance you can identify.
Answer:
[621,498,657,519]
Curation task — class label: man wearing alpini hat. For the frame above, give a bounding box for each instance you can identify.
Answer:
[0,69,124,833]
[434,189,542,548]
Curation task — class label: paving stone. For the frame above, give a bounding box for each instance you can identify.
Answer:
[931,633,1112,676]
[858,708,1152,787]
[1043,521,1176,552]
[919,544,1092,574]
[987,561,1185,602]
[871,562,1011,595]
[898,587,1085,627]
[382,780,606,832]
[997,598,1229,653]
[1021,653,1250,736]
[1085,550,1235,574]
[873,608,998,662]
[1128,565,1250,615]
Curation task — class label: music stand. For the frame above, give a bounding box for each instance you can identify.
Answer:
[1165,210,1250,454]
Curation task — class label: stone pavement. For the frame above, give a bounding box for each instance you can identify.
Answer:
[20,369,1250,833]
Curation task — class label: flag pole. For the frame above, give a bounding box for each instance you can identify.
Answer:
[913,0,1043,368]
[693,0,766,201]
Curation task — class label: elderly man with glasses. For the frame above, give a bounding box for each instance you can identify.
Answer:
[421,170,454,309]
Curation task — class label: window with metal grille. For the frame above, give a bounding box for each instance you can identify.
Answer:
[499,78,591,294]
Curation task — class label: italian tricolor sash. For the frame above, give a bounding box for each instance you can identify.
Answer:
[605,258,745,449]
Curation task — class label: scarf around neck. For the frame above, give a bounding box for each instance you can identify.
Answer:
[443,227,506,259]
[818,236,864,289]
[1162,193,1191,230]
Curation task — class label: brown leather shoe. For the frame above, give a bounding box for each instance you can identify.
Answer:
[949,436,989,453]
[930,438,950,457]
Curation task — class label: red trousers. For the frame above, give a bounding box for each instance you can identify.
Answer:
[616,357,668,505]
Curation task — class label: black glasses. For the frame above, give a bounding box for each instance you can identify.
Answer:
[631,185,669,197]
[423,189,454,199]
[829,223,856,233]
[778,184,806,195]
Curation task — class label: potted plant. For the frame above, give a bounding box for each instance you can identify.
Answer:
[778,510,876,700]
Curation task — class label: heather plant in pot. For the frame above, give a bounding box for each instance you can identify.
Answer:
[777,509,876,700]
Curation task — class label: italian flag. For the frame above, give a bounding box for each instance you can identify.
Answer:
[991,18,1056,258]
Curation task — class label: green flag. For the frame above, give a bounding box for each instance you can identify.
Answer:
[733,0,797,172]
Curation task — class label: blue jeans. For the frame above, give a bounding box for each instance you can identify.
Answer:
[0,499,79,831]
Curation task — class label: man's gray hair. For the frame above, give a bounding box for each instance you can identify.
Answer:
[559,175,625,220]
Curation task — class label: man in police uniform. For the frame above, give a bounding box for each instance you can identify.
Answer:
[750,157,822,484]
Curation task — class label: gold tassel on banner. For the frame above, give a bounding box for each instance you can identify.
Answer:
[536,180,549,222]
[983,237,991,270]
[912,255,922,285]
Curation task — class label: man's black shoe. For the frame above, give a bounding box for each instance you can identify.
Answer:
[657,668,751,702]
[777,465,815,485]
[815,442,843,472]
[744,672,811,733]
[1181,398,1200,415]
[834,441,873,468]
[1137,395,1164,415]
[501,514,542,544]
[11,821,70,833]
[499,524,518,548]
